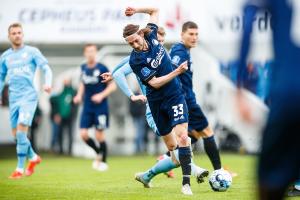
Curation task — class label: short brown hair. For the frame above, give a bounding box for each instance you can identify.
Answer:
[8,23,22,33]
[158,27,166,37]
[182,21,198,32]
[83,43,98,51]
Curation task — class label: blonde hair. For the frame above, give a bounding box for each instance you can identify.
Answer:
[8,23,23,34]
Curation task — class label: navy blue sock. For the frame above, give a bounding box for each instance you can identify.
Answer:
[203,135,221,170]
[85,138,100,154]
[99,141,107,163]
[179,146,192,186]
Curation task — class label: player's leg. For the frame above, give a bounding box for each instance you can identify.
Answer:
[135,132,179,188]
[21,102,41,176]
[145,105,175,177]
[95,113,109,164]
[80,128,99,154]
[94,129,108,171]
[188,104,222,170]
[80,111,100,154]
[172,122,193,195]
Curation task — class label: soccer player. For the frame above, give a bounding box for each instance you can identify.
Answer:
[236,1,300,199]
[101,26,209,184]
[123,6,193,195]
[73,44,116,171]
[169,21,222,172]
[0,23,52,179]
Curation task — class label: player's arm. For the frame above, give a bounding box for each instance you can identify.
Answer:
[148,61,188,89]
[33,48,53,93]
[237,3,259,88]
[40,64,53,93]
[125,7,159,25]
[73,82,85,104]
[236,2,260,122]
[112,61,146,102]
[0,56,7,104]
[91,80,117,103]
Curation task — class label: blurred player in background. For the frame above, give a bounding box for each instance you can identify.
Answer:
[73,44,116,171]
[122,6,194,195]
[237,0,300,199]
[169,21,223,173]
[0,23,52,179]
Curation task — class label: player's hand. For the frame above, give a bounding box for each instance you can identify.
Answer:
[236,89,253,123]
[130,94,147,103]
[43,85,52,94]
[125,7,136,16]
[175,61,188,74]
[91,93,104,103]
[101,72,113,83]
[73,95,82,104]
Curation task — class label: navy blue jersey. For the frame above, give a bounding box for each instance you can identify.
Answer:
[169,42,196,105]
[239,0,300,100]
[129,23,182,101]
[80,62,109,112]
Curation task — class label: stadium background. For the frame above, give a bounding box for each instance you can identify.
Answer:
[0,0,271,157]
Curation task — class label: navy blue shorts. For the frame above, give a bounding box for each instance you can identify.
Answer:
[80,110,109,130]
[148,94,188,136]
[258,101,300,189]
[187,103,209,132]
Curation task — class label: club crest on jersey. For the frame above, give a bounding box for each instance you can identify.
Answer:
[141,67,151,77]
[172,55,180,65]
[152,39,159,46]
[93,69,100,77]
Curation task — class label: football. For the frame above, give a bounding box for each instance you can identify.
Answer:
[209,169,232,192]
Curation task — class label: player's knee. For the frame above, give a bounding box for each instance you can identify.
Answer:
[178,133,189,145]
[167,143,177,151]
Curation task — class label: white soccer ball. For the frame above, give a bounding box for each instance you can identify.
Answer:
[209,169,232,192]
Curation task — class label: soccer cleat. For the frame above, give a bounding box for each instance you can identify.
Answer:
[135,172,152,188]
[25,155,42,176]
[9,171,23,179]
[156,155,175,178]
[195,166,209,184]
[181,184,193,195]
[97,162,109,171]
[287,188,300,197]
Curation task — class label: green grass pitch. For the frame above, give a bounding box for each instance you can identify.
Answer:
[0,153,285,200]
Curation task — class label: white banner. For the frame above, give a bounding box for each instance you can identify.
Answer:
[0,0,272,44]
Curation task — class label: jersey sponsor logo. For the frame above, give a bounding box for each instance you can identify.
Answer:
[150,46,165,68]
[141,67,151,77]
[82,73,99,84]
[93,69,101,77]
[152,39,159,46]
[171,55,180,66]
[147,58,152,63]
[12,66,30,74]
